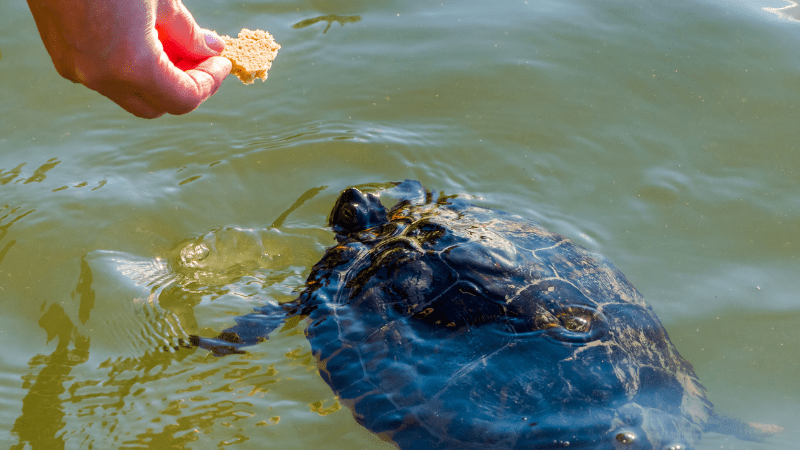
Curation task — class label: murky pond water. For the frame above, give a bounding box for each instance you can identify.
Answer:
[1,0,798,448]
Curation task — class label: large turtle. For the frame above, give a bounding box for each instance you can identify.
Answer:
[193,180,770,450]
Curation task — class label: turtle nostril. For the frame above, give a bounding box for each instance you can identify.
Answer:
[663,444,686,450]
[614,430,637,446]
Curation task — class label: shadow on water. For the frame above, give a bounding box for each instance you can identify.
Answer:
[10,257,94,450]
[292,15,362,33]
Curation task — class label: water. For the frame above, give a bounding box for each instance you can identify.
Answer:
[1,0,798,448]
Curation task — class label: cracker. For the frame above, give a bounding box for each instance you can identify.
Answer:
[220,29,280,85]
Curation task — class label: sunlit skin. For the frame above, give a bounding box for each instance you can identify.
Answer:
[27,0,232,119]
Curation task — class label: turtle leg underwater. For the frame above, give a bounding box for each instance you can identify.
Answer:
[190,300,304,356]
[188,180,428,357]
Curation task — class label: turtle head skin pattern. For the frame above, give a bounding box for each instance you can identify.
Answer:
[301,180,712,450]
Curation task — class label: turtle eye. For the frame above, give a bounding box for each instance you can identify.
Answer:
[561,314,591,332]
[557,306,595,332]
[545,306,607,344]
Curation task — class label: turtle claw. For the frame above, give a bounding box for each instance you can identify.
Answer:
[190,301,299,356]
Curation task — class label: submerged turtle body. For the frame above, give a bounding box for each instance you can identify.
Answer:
[195,181,755,450]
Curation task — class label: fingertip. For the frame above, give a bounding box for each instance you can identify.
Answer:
[203,30,225,54]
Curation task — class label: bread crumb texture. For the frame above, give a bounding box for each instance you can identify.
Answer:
[220,29,280,85]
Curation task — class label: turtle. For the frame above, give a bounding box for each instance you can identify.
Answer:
[192,180,774,450]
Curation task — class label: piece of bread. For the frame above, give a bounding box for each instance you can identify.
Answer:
[220,29,280,85]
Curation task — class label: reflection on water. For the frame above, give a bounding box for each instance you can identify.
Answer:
[292,15,362,33]
[2,0,800,447]
[12,266,91,450]
[0,206,34,265]
[75,256,96,325]
[12,307,90,450]
[51,179,107,192]
[1,159,61,185]
[764,0,800,21]
[270,185,327,228]
[8,230,336,448]
[1,158,106,194]
[0,164,25,185]
[22,158,60,184]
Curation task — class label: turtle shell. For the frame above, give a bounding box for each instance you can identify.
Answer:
[196,181,769,449]
[299,181,711,450]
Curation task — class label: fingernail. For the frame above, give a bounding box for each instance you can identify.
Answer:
[204,31,224,53]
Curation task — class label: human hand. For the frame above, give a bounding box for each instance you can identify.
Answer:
[27,0,232,119]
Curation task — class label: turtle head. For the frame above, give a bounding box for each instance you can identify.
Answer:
[329,187,388,238]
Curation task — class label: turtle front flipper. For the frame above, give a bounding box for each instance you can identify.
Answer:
[191,300,304,356]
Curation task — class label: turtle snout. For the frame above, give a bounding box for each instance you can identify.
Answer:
[615,429,637,444]
[610,428,688,450]
[610,403,694,450]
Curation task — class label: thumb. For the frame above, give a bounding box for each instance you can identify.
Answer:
[155,1,223,64]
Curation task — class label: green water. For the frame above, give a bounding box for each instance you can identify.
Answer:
[1,0,798,448]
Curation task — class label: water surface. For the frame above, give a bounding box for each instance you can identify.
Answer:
[1,0,798,448]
